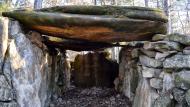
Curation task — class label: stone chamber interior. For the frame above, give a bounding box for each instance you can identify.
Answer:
[49,49,131,107]
[3,5,190,107]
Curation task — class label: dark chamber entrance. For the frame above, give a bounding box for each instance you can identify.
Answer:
[50,51,131,107]
[71,52,118,88]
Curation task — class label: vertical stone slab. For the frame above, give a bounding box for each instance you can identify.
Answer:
[8,20,50,107]
[118,47,139,101]
[133,78,158,107]
[0,17,8,72]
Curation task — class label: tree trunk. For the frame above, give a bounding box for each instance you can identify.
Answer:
[144,0,149,7]
[34,0,43,9]
[157,0,160,8]
[163,0,169,16]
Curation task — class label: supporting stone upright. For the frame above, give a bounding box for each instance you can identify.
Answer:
[0,18,55,107]
[8,20,52,107]
[0,17,18,107]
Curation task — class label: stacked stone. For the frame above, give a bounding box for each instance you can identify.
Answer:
[133,33,190,107]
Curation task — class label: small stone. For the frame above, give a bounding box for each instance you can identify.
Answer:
[142,66,161,78]
[167,33,190,45]
[140,49,156,58]
[162,72,175,92]
[143,41,182,52]
[163,54,190,69]
[159,72,165,78]
[174,70,190,90]
[140,55,162,68]
[150,78,163,89]
[173,88,185,103]
[185,89,190,106]
[152,34,167,41]
[155,51,177,61]
[183,46,190,54]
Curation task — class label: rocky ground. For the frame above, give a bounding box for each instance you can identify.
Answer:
[50,87,131,107]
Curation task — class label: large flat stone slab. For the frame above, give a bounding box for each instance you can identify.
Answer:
[2,6,167,43]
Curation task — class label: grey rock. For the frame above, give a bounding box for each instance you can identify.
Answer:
[0,101,18,107]
[185,89,190,106]
[154,93,172,107]
[140,49,156,58]
[0,17,8,73]
[162,73,175,92]
[174,70,190,90]
[173,88,185,103]
[8,21,51,107]
[150,78,163,89]
[167,33,190,45]
[142,66,161,78]
[183,46,190,55]
[152,34,167,41]
[140,55,162,68]
[143,41,182,52]
[119,47,139,101]
[155,51,177,61]
[163,54,190,68]
[133,78,159,107]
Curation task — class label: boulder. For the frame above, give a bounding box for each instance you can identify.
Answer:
[139,55,162,68]
[183,46,190,55]
[167,33,190,45]
[150,78,163,89]
[143,41,182,52]
[142,66,161,78]
[163,54,190,68]
[174,70,190,90]
[140,49,156,58]
[155,51,177,61]
[152,34,167,41]
[162,72,175,92]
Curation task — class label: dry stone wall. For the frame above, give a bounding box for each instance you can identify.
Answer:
[118,33,190,107]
